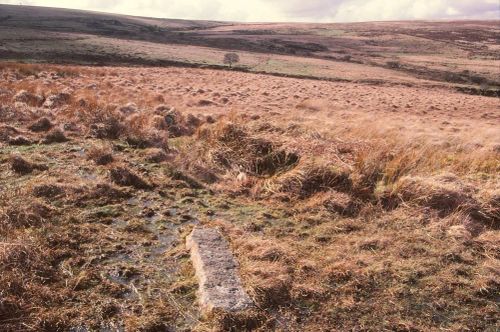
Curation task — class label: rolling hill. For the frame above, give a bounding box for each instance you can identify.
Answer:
[1,4,499,94]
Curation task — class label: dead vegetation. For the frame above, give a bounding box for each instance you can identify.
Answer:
[179,122,300,184]
[261,162,351,199]
[0,62,498,331]
[9,155,48,175]
[109,166,153,190]
[86,143,114,165]
[28,117,53,132]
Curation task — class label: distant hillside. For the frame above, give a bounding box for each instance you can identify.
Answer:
[0,4,499,93]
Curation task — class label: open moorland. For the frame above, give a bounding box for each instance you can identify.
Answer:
[0,4,499,332]
[0,4,499,95]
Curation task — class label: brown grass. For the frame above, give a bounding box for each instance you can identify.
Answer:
[0,62,498,331]
[109,166,153,190]
[9,154,48,175]
[86,143,114,165]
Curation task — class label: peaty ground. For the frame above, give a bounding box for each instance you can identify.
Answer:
[0,63,499,331]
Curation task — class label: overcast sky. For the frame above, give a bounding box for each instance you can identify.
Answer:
[1,0,499,22]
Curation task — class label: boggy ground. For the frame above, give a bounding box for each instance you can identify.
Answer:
[0,62,499,331]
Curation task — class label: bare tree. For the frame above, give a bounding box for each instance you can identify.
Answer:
[223,53,240,68]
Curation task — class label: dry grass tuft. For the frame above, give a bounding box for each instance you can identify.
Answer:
[124,113,169,149]
[86,143,114,165]
[9,155,47,175]
[77,183,132,206]
[28,117,53,133]
[244,261,293,307]
[211,309,264,332]
[382,174,478,215]
[323,191,361,217]
[83,109,125,140]
[32,183,67,199]
[0,125,21,142]
[109,166,153,190]
[261,161,351,199]
[1,201,52,230]
[478,190,500,224]
[182,122,299,184]
[43,91,72,109]
[42,128,69,144]
[13,89,44,107]
[296,99,327,112]
[155,108,201,137]
[8,135,34,146]
[144,148,170,163]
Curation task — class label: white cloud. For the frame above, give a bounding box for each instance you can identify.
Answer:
[333,0,500,21]
[1,0,498,22]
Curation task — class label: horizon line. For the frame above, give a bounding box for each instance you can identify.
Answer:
[2,3,499,25]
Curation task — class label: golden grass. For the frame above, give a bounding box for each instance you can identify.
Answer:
[0,62,498,331]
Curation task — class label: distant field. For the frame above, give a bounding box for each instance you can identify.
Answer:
[1,5,499,94]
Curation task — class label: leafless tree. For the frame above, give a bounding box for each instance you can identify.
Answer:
[223,53,240,68]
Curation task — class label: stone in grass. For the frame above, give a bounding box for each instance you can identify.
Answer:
[186,227,254,315]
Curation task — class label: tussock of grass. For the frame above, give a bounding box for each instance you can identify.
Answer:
[1,200,52,230]
[85,109,125,140]
[86,143,114,165]
[42,128,69,144]
[9,155,47,175]
[77,183,132,205]
[28,117,53,132]
[261,161,351,199]
[179,122,299,186]
[380,174,478,213]
[109,166,153,190]
[0,62,82,79]
[125,113,169,149]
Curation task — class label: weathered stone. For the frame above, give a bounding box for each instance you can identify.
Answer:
[186,227,253,315]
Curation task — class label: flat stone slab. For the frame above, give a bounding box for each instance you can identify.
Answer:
[186,226,254,314]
